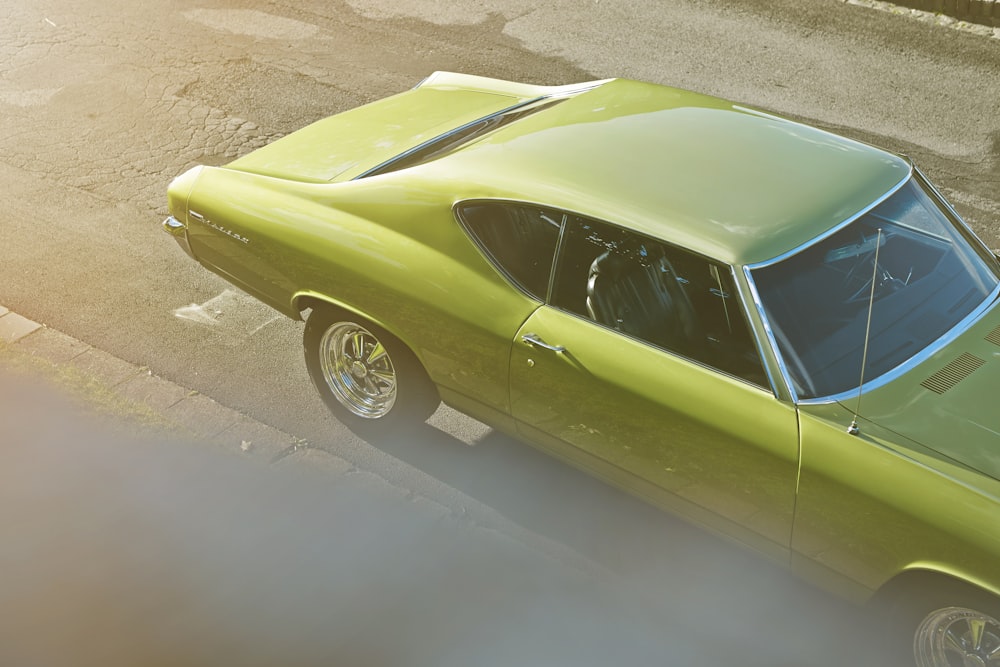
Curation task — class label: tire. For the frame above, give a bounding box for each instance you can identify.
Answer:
[912,604,1000,667]
[303,307,439,437]
[883,580,1000,667]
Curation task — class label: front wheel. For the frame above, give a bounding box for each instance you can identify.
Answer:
[303,308,439,437]
[913,605,1000,667]
[882,581,1000,667]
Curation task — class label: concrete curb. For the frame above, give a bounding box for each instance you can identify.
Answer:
[894,0,1000,27]
[848,0,1000,31]
[0,304,306,464]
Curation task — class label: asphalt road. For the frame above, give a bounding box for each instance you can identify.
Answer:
[1,1,998,665]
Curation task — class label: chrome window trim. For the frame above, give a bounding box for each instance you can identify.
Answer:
[455,197,775,392]
[742,266,798,402]
[729,265,783,398]
[547,303,777,395]
[354,96,550,180]
[749,169,912,270]
[545,213,570,304]
[743,172,911,404]
[744,169,1000,405]
[453,199,565,304]
[796,289,1000,406]
[548,215,774,393]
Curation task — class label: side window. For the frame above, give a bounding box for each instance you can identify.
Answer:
[458,202,563,300]
[551,216,767,387]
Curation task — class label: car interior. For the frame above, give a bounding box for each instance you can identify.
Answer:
[458,201,768,388]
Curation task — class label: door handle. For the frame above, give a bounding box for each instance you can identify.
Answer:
[521,333,565,353]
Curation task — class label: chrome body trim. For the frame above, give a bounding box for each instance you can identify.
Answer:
[521,333,565,353]
[749,169,912,270]
[796,290,1000,406]
[354,96,549,180]
[162,216,194,258]
[163,216,185,233]
[729,265,783,399]
[742,265,798,403]
[743,169,1000,405]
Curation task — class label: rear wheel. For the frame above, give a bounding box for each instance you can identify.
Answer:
[304,307,439,436]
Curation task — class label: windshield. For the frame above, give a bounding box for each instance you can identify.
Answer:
[750,175,999,400]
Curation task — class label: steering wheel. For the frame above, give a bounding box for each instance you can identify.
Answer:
[842,251,904,304]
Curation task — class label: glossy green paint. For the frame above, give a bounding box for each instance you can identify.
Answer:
[846,305,1000,481]
[226,72,910,266]
[226,71,610,185]
[227,87,526,183]
[180,168,543,418]
[422,78,910,265]
[509,306,798,561]
[795,401,1000,604]
[167,164,203,229]
[166,72,1000,613]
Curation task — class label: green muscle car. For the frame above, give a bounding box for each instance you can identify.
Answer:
[165,72,1000,667]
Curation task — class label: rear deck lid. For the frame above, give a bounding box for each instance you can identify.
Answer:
[225,86,532,183]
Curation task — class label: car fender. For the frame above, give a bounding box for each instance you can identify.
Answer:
[292,290,405,344]
[793,402,1000,605]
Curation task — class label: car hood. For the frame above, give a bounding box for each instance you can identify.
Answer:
[843,300,1000,481]
[225,86,529,183]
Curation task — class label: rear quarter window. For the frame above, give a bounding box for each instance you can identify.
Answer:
[457,202,562,301]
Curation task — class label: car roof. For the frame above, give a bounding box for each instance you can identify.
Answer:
[424,78,910,266]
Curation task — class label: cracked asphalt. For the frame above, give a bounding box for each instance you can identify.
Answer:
[1,0,998,665]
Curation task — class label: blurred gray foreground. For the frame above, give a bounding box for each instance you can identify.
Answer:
[0,372,677,667]
[0,370,886,667]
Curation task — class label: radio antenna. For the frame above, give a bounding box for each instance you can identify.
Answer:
[848,228,882,436]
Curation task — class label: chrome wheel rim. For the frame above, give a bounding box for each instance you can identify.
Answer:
[915,607,1000,667]
[319,322,397,419]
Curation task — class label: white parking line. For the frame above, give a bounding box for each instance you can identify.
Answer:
[173,289,283,344]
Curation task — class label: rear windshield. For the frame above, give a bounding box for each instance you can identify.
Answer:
[358,98,566,178]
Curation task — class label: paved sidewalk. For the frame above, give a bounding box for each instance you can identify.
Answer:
[0,303,307,463]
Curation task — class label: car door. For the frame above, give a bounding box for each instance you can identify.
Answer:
[508,214,799,559]
[450,200,562,422]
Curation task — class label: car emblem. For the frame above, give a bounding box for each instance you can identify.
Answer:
[189,210,250,244]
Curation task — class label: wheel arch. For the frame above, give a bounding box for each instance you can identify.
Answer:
[300,299,441,433]
[869,566,1000,614]
[294,291,429,369]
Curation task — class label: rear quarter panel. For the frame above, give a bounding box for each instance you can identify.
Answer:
[184,168,539,417]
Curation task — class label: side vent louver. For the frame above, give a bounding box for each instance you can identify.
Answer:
[920,353,986,394]
[985,324,1000,347]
